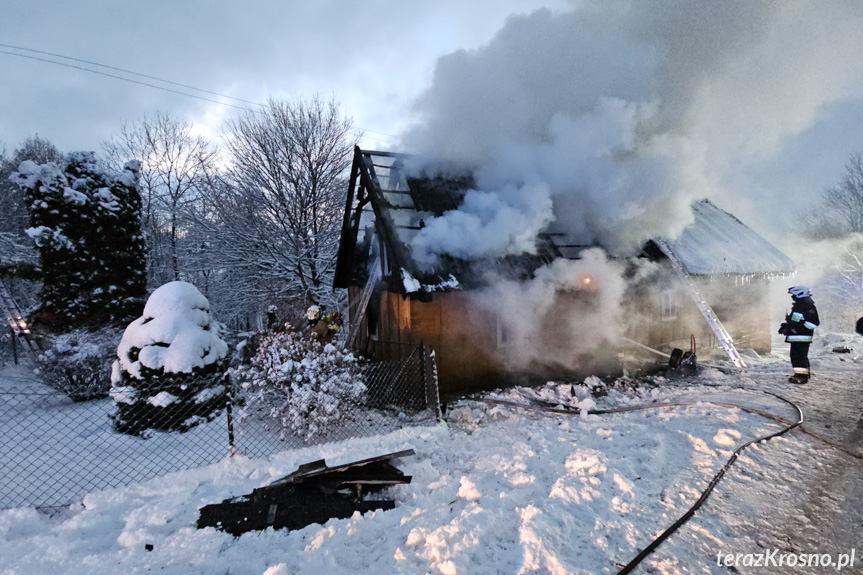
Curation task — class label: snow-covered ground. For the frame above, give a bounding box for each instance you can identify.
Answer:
[1,332,861,574]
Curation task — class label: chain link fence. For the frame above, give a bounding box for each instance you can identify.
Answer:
[230,343,441,458]
[0,344,440,511]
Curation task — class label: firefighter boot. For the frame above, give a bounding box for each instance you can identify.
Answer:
[788,374,809,384]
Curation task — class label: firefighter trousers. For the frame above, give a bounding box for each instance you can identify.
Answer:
[790,342,810,375]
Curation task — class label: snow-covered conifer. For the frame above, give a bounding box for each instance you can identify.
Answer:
[11,152,146,325]
[110,281,229,435]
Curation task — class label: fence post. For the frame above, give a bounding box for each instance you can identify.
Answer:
[225,374,236,456]
[419,342,442,422]
[419,341,426,402]
[11,327,18,365]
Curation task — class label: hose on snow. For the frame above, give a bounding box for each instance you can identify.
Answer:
[470,392,805,574]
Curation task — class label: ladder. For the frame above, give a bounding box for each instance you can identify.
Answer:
[347,259,382,348]
[653,238,746,369]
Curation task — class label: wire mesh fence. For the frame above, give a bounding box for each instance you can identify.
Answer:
[0,344,440,511]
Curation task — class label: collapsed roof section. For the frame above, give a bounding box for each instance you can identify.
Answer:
[334,147,559,295]
[334,147,795,295]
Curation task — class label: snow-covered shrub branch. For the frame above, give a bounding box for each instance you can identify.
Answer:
[235,330,367,442]
[38,327,122,402]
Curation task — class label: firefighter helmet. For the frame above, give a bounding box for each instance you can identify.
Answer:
[306,305,321,321]
[788,286,811,298]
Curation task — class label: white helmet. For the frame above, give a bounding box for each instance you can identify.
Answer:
[788,286,811,298]
[306,305,321,321]
[267,305,277,313]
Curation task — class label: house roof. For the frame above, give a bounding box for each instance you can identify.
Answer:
[334,148,795,294]
[662,200,796,276]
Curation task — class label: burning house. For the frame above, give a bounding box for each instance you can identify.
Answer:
[334,147,795,394]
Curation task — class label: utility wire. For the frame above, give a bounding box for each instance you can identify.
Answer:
[0,42,263,108]
[0,44,399,140]
[0,49,258,113]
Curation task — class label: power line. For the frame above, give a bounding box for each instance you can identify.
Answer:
[0,49,259,113]
[0,42,263,108]
[0,44,400,140]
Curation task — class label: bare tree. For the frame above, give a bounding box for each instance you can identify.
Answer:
[804,151,863,327]
[0,136,63,238]
[806,151,863,239]
[0,136,63,276]
[104,112,218,284]
[211,96,357,313]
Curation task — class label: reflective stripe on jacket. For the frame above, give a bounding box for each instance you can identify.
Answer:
[785,297,819,344]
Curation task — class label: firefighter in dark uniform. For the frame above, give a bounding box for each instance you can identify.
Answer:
[778,286,820,384]
[266,305,278,332]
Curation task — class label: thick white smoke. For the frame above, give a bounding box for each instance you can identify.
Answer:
[401,1,863,264]
[470,248,631,370]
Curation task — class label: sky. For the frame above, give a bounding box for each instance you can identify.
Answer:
[2,0,863,248]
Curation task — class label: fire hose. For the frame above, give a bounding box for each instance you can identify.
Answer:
[472,390,810,574]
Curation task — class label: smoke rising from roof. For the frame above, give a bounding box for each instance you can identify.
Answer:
[401,1,863,265]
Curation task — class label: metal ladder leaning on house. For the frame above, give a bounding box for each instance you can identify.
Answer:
[653,238,747,369]
[346,258,382,349]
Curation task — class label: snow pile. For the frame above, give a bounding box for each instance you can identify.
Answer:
[113,281,228,380]
[236,331,368,442]
[0,374,778,575]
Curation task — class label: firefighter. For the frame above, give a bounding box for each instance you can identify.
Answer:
[306,305,322,331]
[266,305,278,332]
[310,310,342,344]
[778,286,820,384]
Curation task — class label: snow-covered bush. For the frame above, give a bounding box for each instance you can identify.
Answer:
[110,281,229,436]
[38,326,122,402]
[235,330,367,442]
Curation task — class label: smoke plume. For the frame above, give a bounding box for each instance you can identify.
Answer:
[401,1,863,264]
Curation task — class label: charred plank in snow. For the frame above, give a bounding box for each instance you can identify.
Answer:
[196,450,414,536]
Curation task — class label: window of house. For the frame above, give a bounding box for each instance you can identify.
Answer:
[497,316,511,348]
[661,290,678,321]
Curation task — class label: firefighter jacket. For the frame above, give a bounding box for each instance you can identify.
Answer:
[783,296,819,343]
[310,313,342,344]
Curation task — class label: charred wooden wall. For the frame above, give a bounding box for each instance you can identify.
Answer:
[349,271,774,394]
[350,288,502,394]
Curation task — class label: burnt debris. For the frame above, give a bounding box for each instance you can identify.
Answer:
[197,449,414,536]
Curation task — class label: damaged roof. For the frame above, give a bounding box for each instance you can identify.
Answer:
[334,147,795,294]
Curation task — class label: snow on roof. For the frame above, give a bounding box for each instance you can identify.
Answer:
[665,200,796,276]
